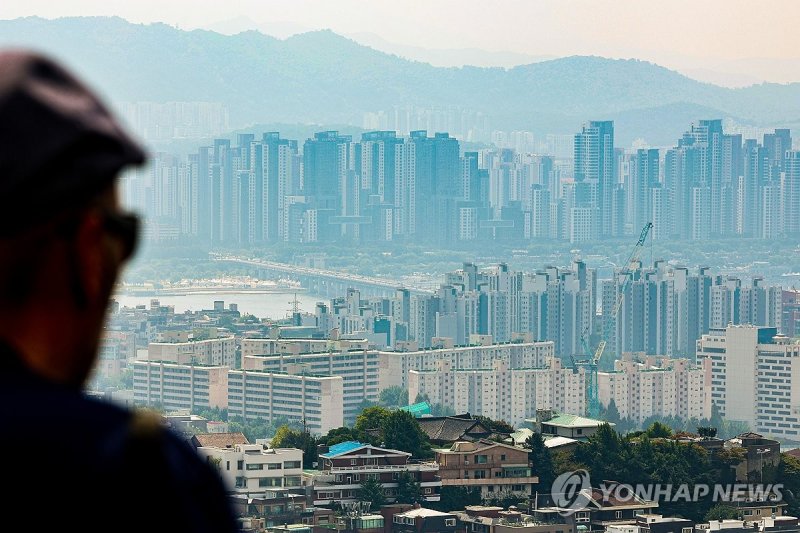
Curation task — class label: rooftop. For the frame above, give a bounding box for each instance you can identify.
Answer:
[192,432,250,448]
[321,441,365,458]
[538,414,613,428]
[397,508,453,518]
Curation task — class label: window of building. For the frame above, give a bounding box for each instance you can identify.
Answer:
[351,458,358,465]
[226,461,230,471]
[424,488,432,494]
[474,470,486,479]
[682,528,693,533]
[615,511,622,519]
[268,463,282,470]
[501,454,506,461]
[475,455,488,464]
[284,460,301,469]
[445,519,456,527]
[237,460,244,470]
[246,463,263,470]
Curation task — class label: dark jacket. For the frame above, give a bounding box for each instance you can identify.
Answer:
[0,342,239,532]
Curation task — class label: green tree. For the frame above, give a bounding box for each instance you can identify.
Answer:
[270,425,319,469]
[381,409,433,459]
[431,486,481,512]
[431,403,456,417]
[354,406,391,444]
[395,471,423,504]
[645,421,673,439]
[779,453,800,516]
[525,432,555,489]
[705,504,740,521]
[358,477,386,509]
[319,426,360,447]
[475,415,515,435]
[697,426,718,438]
[605,399,621,425]
[379,386,409,407]
[414,392,430,404]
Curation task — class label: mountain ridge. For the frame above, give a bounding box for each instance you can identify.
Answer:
[0,16,796,145]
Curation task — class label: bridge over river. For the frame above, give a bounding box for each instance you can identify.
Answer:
[210,254,433,298]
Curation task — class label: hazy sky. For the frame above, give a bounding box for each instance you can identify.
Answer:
[1,1,798,66]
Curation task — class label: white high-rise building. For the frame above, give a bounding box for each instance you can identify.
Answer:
[597,355,711,424]
[408,358,583,427]
[697,324,800,439]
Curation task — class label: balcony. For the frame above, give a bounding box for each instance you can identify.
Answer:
[440,476,538,487]
[326,462,439,473]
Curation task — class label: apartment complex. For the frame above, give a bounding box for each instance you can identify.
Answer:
[379,340,555,390]
[132,361,228,411]
[408,358,584,426]
[697,325,800,439]
[147,335,236,366]
[435,440,538,500]
[303,441,441,506]
[228,369,344,434]
[241,338,369,358]
[132,362,344,434]
[242,349,379,422]
[597,355,711,424]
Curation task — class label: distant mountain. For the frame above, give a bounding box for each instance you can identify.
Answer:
[345,31,554,68]
[1,17,797,146]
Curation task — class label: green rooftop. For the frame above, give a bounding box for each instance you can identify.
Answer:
[399,401,432,417]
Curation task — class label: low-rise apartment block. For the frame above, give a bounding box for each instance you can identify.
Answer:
[241,338,369,358]
[435,440,538,500]
[597,354,711,424]
[242,350,379,422]
[379,340,556,390]
[132,361,228,411]
[147,335,236,366]
[303,441,441,506]
[228,369,344,435]
[409,358,584,426]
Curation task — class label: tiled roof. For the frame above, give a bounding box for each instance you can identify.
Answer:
[417,416,491,442]
[191,432,249,448]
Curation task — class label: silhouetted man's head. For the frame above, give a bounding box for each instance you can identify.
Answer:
[0,50,146,386]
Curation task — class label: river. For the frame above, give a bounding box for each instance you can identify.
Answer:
[112,290,323,320]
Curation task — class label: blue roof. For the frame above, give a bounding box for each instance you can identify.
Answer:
[321,441,365,458]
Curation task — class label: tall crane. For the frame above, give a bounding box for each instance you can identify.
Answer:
[574,222,653,418]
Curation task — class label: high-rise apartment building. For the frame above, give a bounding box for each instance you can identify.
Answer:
[696,325,800,440]
[574,120,615,237]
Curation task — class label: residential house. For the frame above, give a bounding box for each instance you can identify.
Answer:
[304,441,442,506]
[435,440,538,500]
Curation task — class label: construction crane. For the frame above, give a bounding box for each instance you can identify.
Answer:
[574,221,653,418]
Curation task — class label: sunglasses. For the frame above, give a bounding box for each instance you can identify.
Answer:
[100,209,140,261]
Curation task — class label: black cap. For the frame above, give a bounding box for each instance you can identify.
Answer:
[0,50,146,233]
